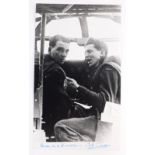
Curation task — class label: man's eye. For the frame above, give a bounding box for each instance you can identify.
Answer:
[86,50,92,53]
[57,47,64,52]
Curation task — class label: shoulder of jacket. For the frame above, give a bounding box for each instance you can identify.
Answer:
[100,62,121,74]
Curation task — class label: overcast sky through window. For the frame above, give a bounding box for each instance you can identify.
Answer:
[37,16,121,60]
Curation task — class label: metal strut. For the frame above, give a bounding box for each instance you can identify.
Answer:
[38,13,46,129]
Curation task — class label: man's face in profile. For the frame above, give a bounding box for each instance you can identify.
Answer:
[50,40,70,64]
[85,44,102,67]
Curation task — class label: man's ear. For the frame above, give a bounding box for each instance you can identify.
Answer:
[101,50,106,57]
[100,50,104,57]
[48,46,51,53]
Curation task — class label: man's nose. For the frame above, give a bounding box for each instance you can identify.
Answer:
[85,52,89,57]
[85,52,91,58]
[61,51,67,57]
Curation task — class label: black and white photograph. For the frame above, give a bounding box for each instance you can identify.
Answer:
[2,0,155,155]
[33,0,122,150]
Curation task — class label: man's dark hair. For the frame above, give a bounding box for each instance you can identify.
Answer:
[85,38,108,57]
[48,35,70,52]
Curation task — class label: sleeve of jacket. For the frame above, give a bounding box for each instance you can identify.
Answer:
[44,67,66,88]
[77,65,120,113]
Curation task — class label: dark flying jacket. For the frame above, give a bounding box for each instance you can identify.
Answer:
[43,54,71,120]
[77,57,121,114]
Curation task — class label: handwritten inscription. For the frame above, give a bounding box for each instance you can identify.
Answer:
[40,142,110,150]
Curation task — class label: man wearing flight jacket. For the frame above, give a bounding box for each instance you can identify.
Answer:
[54,38,121,142]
